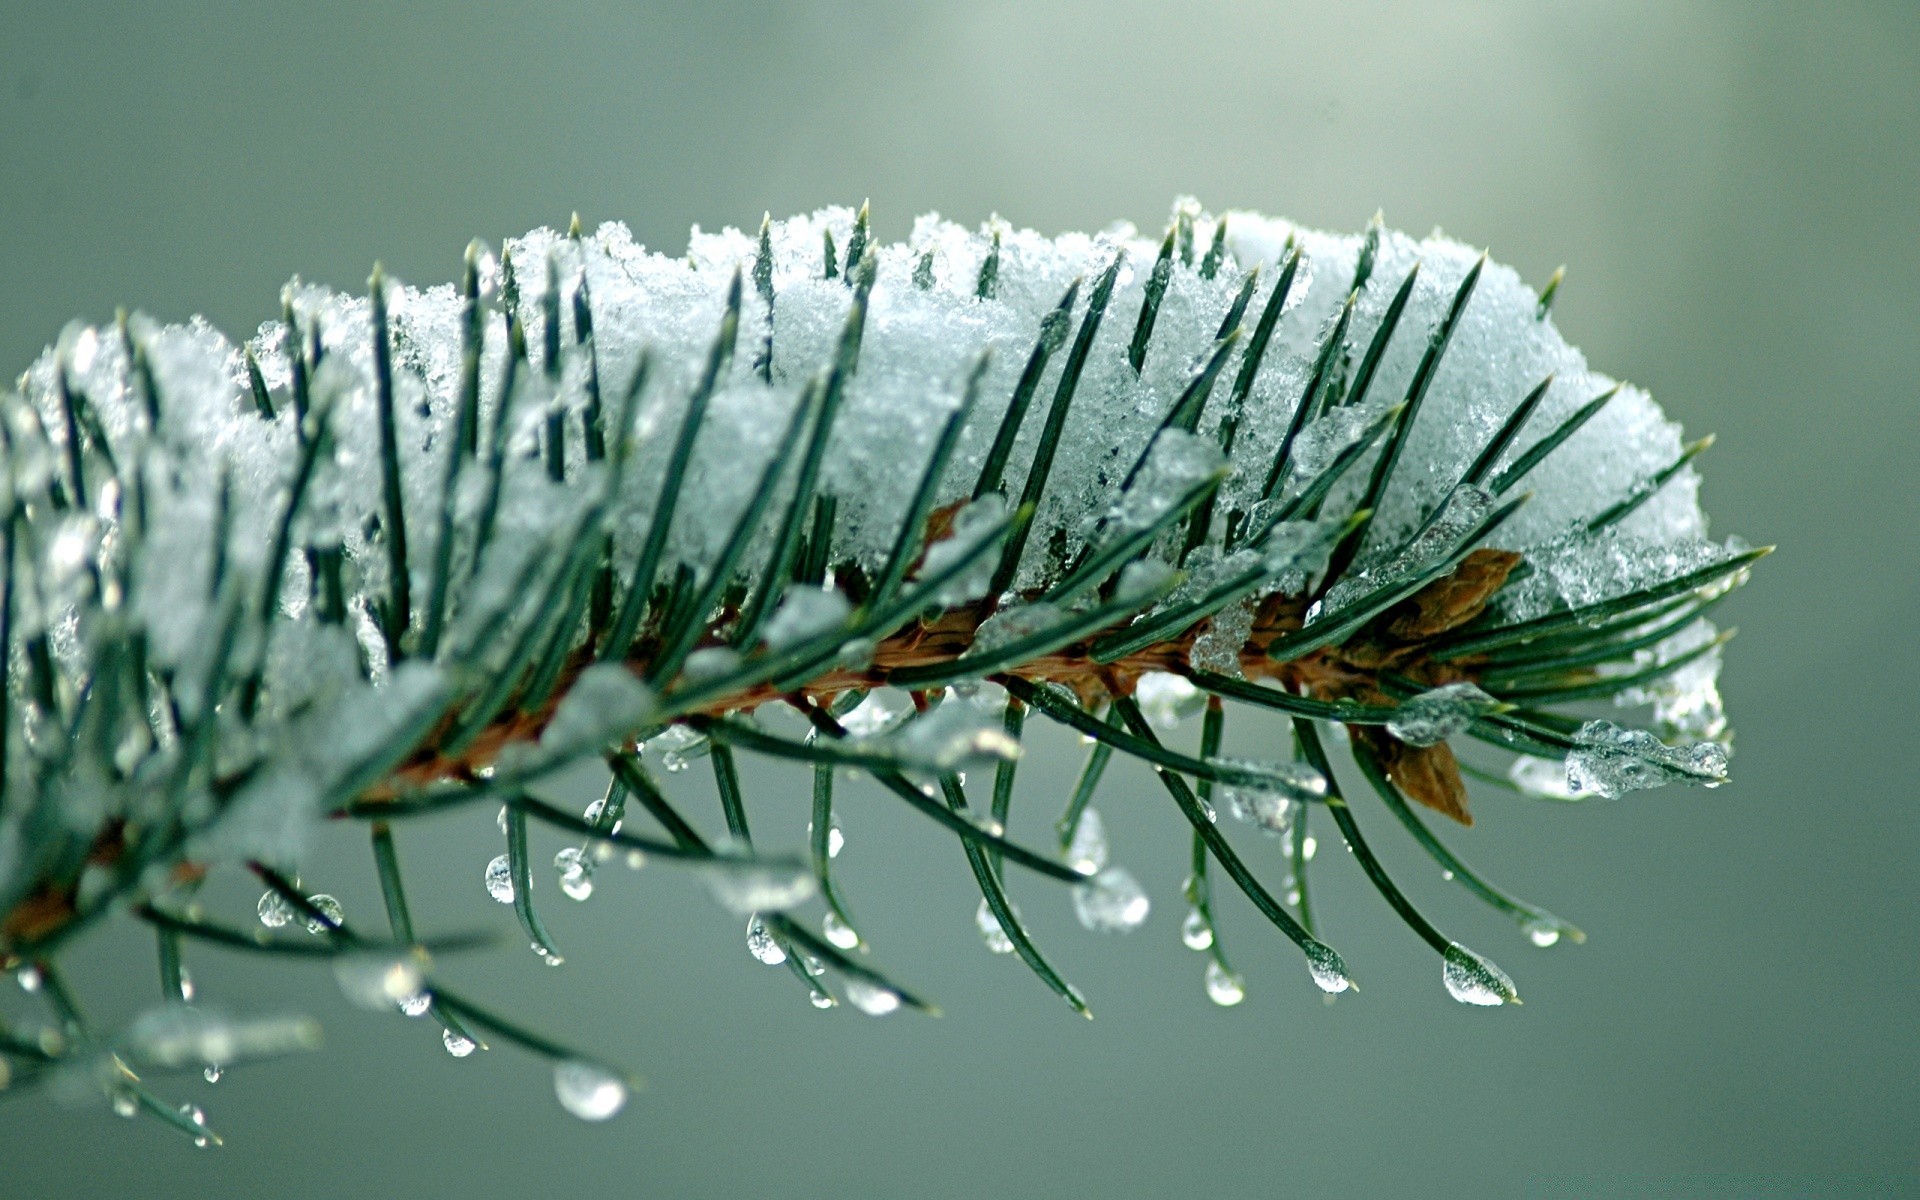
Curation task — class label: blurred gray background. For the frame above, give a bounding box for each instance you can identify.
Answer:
[2,3,1916,1197]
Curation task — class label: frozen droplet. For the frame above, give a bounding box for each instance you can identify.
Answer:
[1442,942,1520,1006]
[971,602,1063,656]
[302,894,343,935]
[1214,758,1323,837]
[1189,598,1256,677]
[843,979,901,1016]
[682,646,742,683]
[202,1064,222,1084]
[1301,836,1317,861]
[442,1029,476,1058]
[1134,672,1205,729]
[1073,866,1150,932]
[1204,961,1246,1007]
[808,989,836,1010]
[542,663,657,752]
[975,897,1016,955]
[701,856,817,914]
[554,847,595,901]
[15,965,41,992]
[256,891,293,930]
[1524,920,1562,948]
[823,911,860,950]
[761,586,852,650]
[745,915,788,965]
[1386,682,1498,747]
[645,724,709,772]
[397,991,432,1018]
[1066,808,1109,874]
[331,952,424,1011]
[882,700,1021,771]
[1508,754,1577,800]
[838,689,912,738]
[553,1060,628,1120]
[484,854,514,904]
[1566,720,1728,798]
[1181,907,1214,951]
[1303,941,1353,994]
[914,493,1008,605]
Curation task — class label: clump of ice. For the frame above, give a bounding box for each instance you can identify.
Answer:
[0,199,1737,905]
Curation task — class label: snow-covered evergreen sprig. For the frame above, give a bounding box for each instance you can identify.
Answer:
[0,199,1761,1134]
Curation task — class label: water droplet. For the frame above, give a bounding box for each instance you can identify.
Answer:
[583,797,623,835]
[625,849,647,871]
[532,941,564,966]
[809,815,845,858]
[202,1064,222,1084]
[15,965,41,992]
[1204,961,1246,1007]
[1181,907,1214,951]
[484,854,514,903]
[496,805,509,834]
[1303,941,1353,994]
[178,969,195,1002]
[843,979,901,1016]
[1441,870,1455,882]
[554,847,595,901]
[553,1060,627,1120]
[442,1029,476,1057]
[1073,866,1150,932]
[822,911,860,950]
[1301,836,1317,861]
[808,989,836,1010]
[331,952,425,1010]
[1442,942,1520,1006]
[745,916,787,965]
[800,953,825,978]
[975,898,1015,954]
[1066,809,1109,874]
[1523,919,1562,948]
[256,892,293,930]
[111,1089,138,1117]
[302,894,343,935]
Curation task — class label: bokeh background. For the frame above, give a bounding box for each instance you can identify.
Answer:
[2,3,1916,1197]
